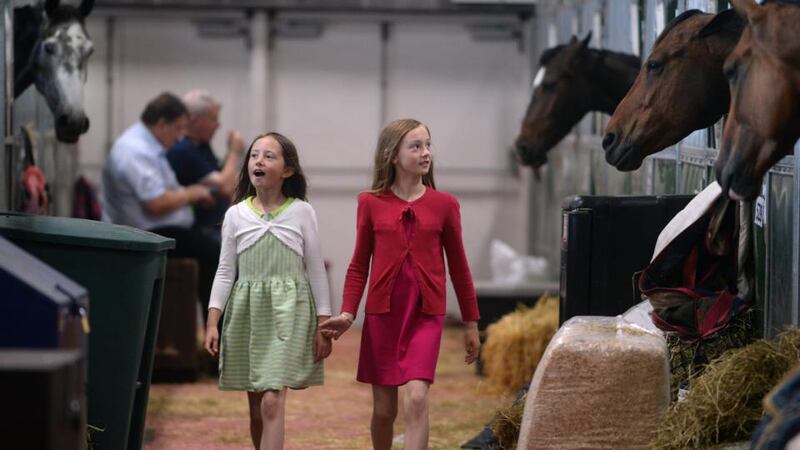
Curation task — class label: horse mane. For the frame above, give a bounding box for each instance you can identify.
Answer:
[540,44,639,70]
[46,4,88,26]
[595,49,641,69]
[654,9,706,45]
[539,45,566,66]
[762,0,800,5]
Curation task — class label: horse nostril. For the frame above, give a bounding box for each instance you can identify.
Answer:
[602,132,617,151]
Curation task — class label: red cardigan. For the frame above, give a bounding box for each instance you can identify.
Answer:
[341,188,480,322]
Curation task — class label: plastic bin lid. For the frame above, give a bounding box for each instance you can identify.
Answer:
[0,235,88,306]
[0,212,175,252]
[0,349,82,371]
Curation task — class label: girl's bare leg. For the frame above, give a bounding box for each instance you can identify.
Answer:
[371,385,398,450]
[403,380,430,450]
[247,391,264,448]
[259,389,287,450]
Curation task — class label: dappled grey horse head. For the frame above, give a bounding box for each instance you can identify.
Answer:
[15,0,94,143]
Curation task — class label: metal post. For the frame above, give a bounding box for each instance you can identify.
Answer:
[2,1,12,210]
[379,21,390,127]
[793,145,800,326]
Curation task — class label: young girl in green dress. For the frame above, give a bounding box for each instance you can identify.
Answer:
[204,132,332,450]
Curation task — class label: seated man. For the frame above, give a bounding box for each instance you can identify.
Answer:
[101,92,217,317]
[167,89,244,244]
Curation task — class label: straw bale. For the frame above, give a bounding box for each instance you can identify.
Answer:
[651,328,800,449]
[481,295,559,394]
[517,316,670,449]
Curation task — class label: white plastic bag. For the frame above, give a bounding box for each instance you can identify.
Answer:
[489,239,548,284]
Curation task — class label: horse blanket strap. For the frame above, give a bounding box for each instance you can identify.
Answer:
[639,182,751,340]
[72,175,101,220]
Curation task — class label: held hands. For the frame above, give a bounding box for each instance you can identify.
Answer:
[313,330,332,362]
[319,313,354,340]
[464,321,480,365]
[314,316,333,362]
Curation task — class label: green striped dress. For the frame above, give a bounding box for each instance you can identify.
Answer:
[219,197,323,391]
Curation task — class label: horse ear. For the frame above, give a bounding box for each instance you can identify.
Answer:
[44,0,59,17]
[539,47,558,66]
[569,35,579,45]
[731,0,759,21]
[581,31,592,49]
[697,9,745,38]
[79,0,95,18]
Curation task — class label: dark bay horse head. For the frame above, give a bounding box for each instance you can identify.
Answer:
[603,9,744,171]
[715,0,800,201]
[15,0,94,143]
[514,33,640,168]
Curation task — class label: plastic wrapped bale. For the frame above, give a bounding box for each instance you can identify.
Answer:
[482,295,560,394]
[517,316,670,449]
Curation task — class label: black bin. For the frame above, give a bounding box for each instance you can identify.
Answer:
[559,194,693,324]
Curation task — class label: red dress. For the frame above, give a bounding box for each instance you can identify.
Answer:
[357,206,445,385]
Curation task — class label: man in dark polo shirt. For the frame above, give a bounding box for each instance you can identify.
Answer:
[167,89,244,243]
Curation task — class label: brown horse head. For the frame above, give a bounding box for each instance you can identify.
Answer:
[715,0,800,200]
[603,9,744,171]
[515,33,640,168]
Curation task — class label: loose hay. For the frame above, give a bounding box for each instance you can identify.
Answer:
[651,328,800,449]
[492,398,525,450]
[481,295,559,394]
[667,310,757,401]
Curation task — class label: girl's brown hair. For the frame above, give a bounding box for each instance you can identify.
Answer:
[370,118,436,193]
[232,132,308,204]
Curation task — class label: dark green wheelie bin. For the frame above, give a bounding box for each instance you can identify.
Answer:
[0,212,175,450]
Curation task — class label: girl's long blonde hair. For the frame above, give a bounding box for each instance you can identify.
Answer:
[370,118,436,193]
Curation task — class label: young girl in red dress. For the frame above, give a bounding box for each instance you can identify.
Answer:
[321,118,480,450]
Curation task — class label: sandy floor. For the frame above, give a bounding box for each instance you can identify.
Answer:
[143,325,506,450]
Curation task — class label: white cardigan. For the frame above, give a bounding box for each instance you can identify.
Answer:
[208,199,332,315]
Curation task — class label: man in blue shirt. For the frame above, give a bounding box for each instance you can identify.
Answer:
[102,92,218,317]
[167,89,244,244]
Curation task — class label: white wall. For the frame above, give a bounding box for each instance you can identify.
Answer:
[80,9,533,319]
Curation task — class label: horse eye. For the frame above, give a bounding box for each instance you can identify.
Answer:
[723,63,737,82]
[44,42,56,54]
[646,60,663,74]
[541,81,556,91]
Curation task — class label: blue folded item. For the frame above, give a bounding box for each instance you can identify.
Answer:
[752,364,800,449]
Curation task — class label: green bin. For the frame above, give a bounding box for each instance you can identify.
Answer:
[0,212,175,450]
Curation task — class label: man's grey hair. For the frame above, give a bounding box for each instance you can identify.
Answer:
[182,89,220,117]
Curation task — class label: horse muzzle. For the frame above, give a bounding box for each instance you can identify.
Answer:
[55,114,90,144]
[515,143,548,168]
[603,137,643,172]
[715,126,771,202]
[715,162,761,202]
